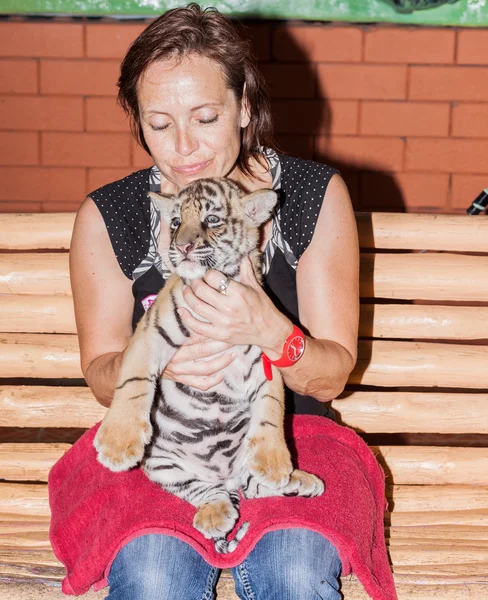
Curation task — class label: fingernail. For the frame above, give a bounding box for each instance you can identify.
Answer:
[231,352,237,359]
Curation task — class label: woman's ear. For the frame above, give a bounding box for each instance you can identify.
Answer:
[240,83,251,129]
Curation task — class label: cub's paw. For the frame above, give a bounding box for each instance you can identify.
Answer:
[284,469,325,498]
[247,438,293,489]
[93,417,152,472]
[193,500,239,540]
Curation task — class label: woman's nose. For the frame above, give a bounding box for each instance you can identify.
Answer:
[175,126,198,156]
[176,242,194,255]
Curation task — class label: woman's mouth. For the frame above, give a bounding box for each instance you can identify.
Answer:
[172,160,211,175]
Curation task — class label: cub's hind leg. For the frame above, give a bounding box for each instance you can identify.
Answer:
[242,469,324,500]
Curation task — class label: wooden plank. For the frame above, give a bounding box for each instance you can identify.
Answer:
[0,334,82,379]
[390,510,488,528]
[360,253,488,301]
[2,444,487,485]
[0,296,76,334]
[334,392,488,434]
[359,304,488,341]
[3,335,488,389]
[0,214,74,251]
[387,486,488,512]
[2,252,488,302]
[0,254,70,295]
[375,447,488,486]
[356,212,488,253]
[1,386,484,434]
[0,484,50,517]
[0,386,105,428]
[350,340,488,388]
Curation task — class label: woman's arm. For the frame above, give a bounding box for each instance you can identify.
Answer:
[178,174,359,402]
[70,198,135,407]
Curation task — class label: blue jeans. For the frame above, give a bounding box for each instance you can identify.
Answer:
[106,529,342,600]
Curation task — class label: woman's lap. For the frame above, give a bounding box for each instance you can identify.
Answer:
[106,529,342,600]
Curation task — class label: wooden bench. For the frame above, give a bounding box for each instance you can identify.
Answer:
[0,211,487,600]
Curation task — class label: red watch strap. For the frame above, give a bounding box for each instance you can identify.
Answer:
[261,325,306,381]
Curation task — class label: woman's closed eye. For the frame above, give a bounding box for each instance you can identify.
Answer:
[150,115,219,132]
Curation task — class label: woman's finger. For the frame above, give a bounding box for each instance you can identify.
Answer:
[170,373,224,392]
[182,284,223,322]
[175,339,233,361]
[168,350,236,377]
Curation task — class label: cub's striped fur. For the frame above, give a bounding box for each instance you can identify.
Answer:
[94,178,324,553]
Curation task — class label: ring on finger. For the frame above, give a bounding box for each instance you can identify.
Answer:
[217,277,231,295]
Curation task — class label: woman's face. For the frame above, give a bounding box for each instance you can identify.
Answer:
[137,53,250,192]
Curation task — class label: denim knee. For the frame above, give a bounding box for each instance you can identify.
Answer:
[231,528,342,600]
[106,533,219,600]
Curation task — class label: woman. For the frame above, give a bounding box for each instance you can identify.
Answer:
[69,4,359,599]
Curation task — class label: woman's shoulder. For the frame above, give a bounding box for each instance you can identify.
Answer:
[277,153,339,190]
[88,168,153,205]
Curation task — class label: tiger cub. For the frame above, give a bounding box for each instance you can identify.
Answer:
[94,178,324,553]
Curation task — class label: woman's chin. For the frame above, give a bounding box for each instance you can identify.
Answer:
[176,260,207,280]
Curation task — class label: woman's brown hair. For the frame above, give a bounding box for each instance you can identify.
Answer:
[118,3,276,178]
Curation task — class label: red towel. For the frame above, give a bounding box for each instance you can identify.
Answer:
[48,415,397,599]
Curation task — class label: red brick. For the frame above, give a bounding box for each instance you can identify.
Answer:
[132,140,153,168]
[87,168,135,193]
[86,23,146,59]
[243,23,270,62]
[410,66,488,101]
[0,60,38,94]
[42,132,131,167]
[40,60,120,96]
[86,98,130,132]
[0,23,83,58]
[43,201,83,213]
[275,135,314,160]
[272,100,358,135]
[0,97,83,131]
[405,138,488,173]
[259,64,315,98]
[457,30,488,65]
[360,101,450,137]
[0,132,39,165]
[365,27,455,64]
[273,25,362,62]
[361,172,449,211]
[0,201,42,213]
[0,167,85,202]
[316,136,404,172]
[451,174,488,210]
[452,103,488,138]
[317,64,407,100]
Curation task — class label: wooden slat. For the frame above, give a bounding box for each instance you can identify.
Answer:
[0,254,70,295]
[359,304,488,340]
[0,334,81,378]
[3,335,488,389]
[360,253,488,301]
[390,510,488,528]
[0,386,104,428]
[0,213,74,250]
[350,340,488,388]
[334,392,488,434]
[0,484,50,516]
[0,296,76,334]
[356,212,488,253]
[2,252,488,301]
[2,444,487,485]
[387,486,488,512]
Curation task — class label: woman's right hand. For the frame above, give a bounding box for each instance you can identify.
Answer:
[162,334,237,391]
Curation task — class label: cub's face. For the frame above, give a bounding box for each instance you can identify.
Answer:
[149,178,277,281]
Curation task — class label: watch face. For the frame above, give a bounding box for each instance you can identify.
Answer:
[287,335,305,361]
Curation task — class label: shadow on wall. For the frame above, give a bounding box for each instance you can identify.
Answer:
[254,24,406,213]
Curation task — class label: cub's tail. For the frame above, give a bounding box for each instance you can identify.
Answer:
[214,521,250,554]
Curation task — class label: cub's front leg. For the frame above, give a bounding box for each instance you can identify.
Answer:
[245,367,293,489]
[94,277,188,471]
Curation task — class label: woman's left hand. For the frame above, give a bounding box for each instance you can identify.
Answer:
[178,256,292,358]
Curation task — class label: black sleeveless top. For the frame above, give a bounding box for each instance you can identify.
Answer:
[89,149,338,418]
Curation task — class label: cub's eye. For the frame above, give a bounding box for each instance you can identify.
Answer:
[205,215,220,225]
[170,217,181,229]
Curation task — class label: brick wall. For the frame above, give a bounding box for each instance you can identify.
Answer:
[0,19,487,213]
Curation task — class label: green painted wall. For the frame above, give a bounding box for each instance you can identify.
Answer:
[1,0,487,26]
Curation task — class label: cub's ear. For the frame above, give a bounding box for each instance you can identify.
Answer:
[243,189,278,227]
[148,191,176,225]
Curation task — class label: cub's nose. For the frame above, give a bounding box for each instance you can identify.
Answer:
[176,242,194,255]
